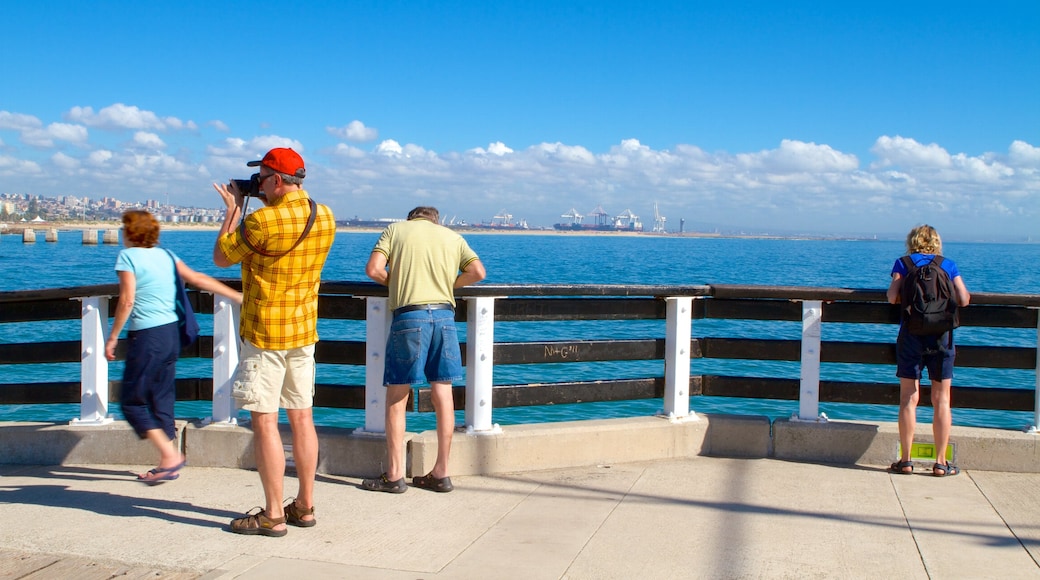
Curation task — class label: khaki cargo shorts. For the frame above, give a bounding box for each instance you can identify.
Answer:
[231,340,316,414]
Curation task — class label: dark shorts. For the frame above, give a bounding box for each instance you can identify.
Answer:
[895,327,955,382]
[120,322,180,439]
[383,307,463,386]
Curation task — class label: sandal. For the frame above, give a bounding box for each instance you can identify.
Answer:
[933,462,959,477]
[229,508,287,537]
[412,472,454,493]
[361,473,407,494]
[137,460,186,486]
[888,460,913,475]
[284,498,316,528]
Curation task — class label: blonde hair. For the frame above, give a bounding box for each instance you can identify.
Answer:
[906,224,942,255]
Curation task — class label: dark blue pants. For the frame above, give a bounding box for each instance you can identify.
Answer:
[120,322,179,440]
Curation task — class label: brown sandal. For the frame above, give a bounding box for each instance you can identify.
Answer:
[230,508,287,537]
[284,498,316,528]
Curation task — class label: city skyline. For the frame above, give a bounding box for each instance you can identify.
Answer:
[1,2,1037,239]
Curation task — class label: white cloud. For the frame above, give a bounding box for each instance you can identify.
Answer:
[738,139,859,173]
[48,123,89,144]
[208,120,230,132]
[20,123,89,148]
[376,139,403,156]
[52,152,80,170]
[487,142,513,156]
[0,154,42,174]
[133,131,167,149]
[164,118,198,131]
[0,111,43,131]
[1009,140,1040,166]
[87,150,114,165]
[870,136,951,169]
[468,141,514,156]
[202,135,307,180]
[64,103,193,132]
[332,143,367,159]
[327,120,378,142]
[2,103,1039,238]
[531,142,596,164]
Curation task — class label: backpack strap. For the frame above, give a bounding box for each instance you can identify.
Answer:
[238,198,317,258]
[899,255,915,273]
[898,256,915,311]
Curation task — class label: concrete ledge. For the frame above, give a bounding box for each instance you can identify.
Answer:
[773,418,894,465]
[773,419,1040,472]
[4,416,1040,474]
[183,422,255,468]
[0,420,186,465]
[183,422,404,477]
[409,414,771,476]
[701,413,772,458]
[945,425,1040,473]
[316,427,411,478]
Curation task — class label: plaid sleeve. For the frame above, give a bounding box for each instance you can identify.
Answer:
[217,218,265,265]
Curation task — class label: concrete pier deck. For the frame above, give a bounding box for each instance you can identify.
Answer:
[3,456,1040,579]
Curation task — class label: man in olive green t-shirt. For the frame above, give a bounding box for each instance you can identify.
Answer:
[362,206,486,493]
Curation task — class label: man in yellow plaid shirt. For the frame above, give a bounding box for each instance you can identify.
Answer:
[212,147,335,537]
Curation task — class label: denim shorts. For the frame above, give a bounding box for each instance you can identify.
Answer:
[383,308,463,386]
[895,327,955,381]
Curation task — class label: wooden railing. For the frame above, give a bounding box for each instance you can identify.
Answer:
[1,282,1039,431]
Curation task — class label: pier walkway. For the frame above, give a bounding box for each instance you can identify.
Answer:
[3,456,1040,579]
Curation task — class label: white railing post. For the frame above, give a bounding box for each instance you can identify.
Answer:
[795,300,826,422]
[361,297,391,434]
[465,296,500,433]
[70,295,113,425]
[661,296,698,422]
[208,295,240,425]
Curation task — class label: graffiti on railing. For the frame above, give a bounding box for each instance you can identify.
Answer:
[544,343,582,360]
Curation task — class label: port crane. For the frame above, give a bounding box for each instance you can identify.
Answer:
[614,209,641,230]
[652,202,667,233]
[560,208,584,225]
[490,210,514,227]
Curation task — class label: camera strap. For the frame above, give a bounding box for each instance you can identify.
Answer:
[238,198,318,258]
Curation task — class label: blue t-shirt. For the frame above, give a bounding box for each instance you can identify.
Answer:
[891,253,961,280]
[114,247,180,331]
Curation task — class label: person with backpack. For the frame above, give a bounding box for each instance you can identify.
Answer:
[886,224,970,477]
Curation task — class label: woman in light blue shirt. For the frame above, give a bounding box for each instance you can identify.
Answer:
[105,210,241,485]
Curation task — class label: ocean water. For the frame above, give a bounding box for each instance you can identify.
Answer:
[2,229,1039,431]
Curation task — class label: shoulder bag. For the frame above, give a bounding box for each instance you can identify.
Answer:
[164,249,200,348]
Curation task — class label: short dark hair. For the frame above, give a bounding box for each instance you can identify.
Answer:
[122,210,160,248]
[407,206,439,223]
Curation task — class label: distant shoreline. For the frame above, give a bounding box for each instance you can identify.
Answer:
[0,220,886,241]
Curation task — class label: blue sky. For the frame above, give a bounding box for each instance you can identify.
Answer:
[1,1,1037,239]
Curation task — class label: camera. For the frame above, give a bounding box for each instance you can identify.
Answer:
[229,173,265,198]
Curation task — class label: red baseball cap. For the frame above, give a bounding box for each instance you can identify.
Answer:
[247,147,306,178]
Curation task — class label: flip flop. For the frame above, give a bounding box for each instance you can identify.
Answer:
[137,460,185,486]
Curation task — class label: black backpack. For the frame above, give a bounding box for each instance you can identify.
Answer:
[899,255,960,336]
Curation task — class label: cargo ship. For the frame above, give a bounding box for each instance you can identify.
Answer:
[553,205,643,232]
[471,210,529,230]
[337,216,403,228]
